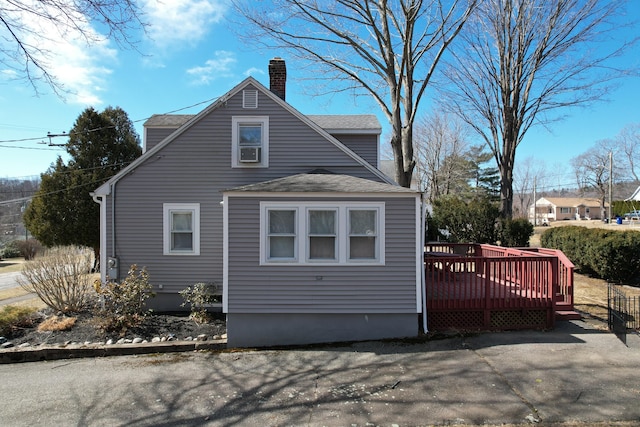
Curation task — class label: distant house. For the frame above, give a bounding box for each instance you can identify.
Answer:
[529,197,606,223]
[93,58,423,347]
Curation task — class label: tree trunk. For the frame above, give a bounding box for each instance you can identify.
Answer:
[391,115,415,188]
[499,150,515,219]
[93,245,100,273]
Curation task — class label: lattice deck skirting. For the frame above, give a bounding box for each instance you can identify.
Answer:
[427,308,551,331]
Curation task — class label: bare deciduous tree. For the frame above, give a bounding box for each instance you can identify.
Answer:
[512,156,547,220]
[0,0,145,93]
[571,139,622,218]
[440,0,636,218]
[617,123,640,182]
[414,111,469,199]
[233,0,476,188]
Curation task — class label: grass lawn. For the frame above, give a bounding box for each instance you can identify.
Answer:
[0,258,44,309]
[0,258,25,274]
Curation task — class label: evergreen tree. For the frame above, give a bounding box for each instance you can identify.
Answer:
[24,107,141,265]
[467,145,500,200]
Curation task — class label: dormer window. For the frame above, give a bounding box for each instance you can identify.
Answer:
[232,116,269,167]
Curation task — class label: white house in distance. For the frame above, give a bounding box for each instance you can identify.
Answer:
[529,197,607,224]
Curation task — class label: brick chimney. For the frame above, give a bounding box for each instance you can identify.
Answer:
[269,57,286,101]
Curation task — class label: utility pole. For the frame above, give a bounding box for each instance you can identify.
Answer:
[533,177,537,225]
[609,151,613,222]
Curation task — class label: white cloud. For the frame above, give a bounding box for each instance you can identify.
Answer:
[4,0,117,105]
[244,67,265,77]
[42,36,116,105]
[142,0,227,47]
[0,69,19,80]
[186,51,237,85]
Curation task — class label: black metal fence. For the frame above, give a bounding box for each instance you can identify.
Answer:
[608,284,640,345]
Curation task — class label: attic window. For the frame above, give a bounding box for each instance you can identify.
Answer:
[243,90,258,109]
[232,116,269,167]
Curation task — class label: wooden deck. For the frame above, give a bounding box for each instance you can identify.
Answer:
[425,244,576,331]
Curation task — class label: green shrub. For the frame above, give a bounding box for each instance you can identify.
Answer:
[587,231,640,283]
[0,305,38,337]
[180,282,220,323]
[431,195,500,244]
[499,218,534,247]
[93,264,155,333]
[17,245,94,314]
[541,226,640,283]
[1,241,21,259]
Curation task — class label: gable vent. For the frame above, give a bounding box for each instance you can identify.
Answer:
[243,90,258,109]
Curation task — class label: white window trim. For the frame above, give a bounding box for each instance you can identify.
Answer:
[347,207,380,261]
[260,201,385,265]
[306,207,339,263]
[265,207,299,262]
[231,116,269,168]
[163,203,200,256]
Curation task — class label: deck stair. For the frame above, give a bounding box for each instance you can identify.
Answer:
[555,295,581,321]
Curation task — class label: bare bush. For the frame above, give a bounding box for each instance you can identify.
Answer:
[180,282,220,323]
[18,246,94,314]
[16,239,43,260]
[93,265,154,333]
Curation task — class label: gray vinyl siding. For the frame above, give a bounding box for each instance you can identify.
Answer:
[226,195,418,314]
[106,83,389,295]
[144,127,177,152]
[330,134,378,167]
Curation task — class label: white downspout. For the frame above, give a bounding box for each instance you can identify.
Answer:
[421,195,428,334]
[91,192,107,284]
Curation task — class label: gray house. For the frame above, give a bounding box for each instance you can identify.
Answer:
[93,59,423,347]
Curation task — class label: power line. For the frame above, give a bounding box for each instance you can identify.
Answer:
[0,144,61,151]
[0,95,221,147]
[0,159,139,206]
[0,176,110,207]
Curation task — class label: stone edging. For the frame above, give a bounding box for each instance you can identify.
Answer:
[0,340,227,364]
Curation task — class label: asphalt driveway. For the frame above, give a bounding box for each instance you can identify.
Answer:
[0,320,638,426]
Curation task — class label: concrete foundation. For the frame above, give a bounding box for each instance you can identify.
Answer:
[227,313,418,347]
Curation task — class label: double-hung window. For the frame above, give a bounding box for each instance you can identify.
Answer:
[308,209,337,261]
[348,209,378,260]
[163,203,200,255]
[232,116,269,167]
[261,202,384,265]
[267,209,297,260]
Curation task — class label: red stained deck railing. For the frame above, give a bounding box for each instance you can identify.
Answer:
[424,243,574,331]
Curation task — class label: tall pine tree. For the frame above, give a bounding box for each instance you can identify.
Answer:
[24,107,141,265]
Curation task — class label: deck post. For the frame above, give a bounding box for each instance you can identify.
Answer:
[483,258,491,328]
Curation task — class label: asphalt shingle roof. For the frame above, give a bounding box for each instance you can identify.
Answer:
[144,114,380,132]
[306,115,381,131]
[226,172,416,194]
[541,197,605,207]
[144,114,193,127]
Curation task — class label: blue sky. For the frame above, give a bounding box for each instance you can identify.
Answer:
[0,1,639,189]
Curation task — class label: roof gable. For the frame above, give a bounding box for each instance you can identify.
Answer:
[96,77,394,195]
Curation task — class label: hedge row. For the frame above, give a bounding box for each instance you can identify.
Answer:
[540,226,640,284]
